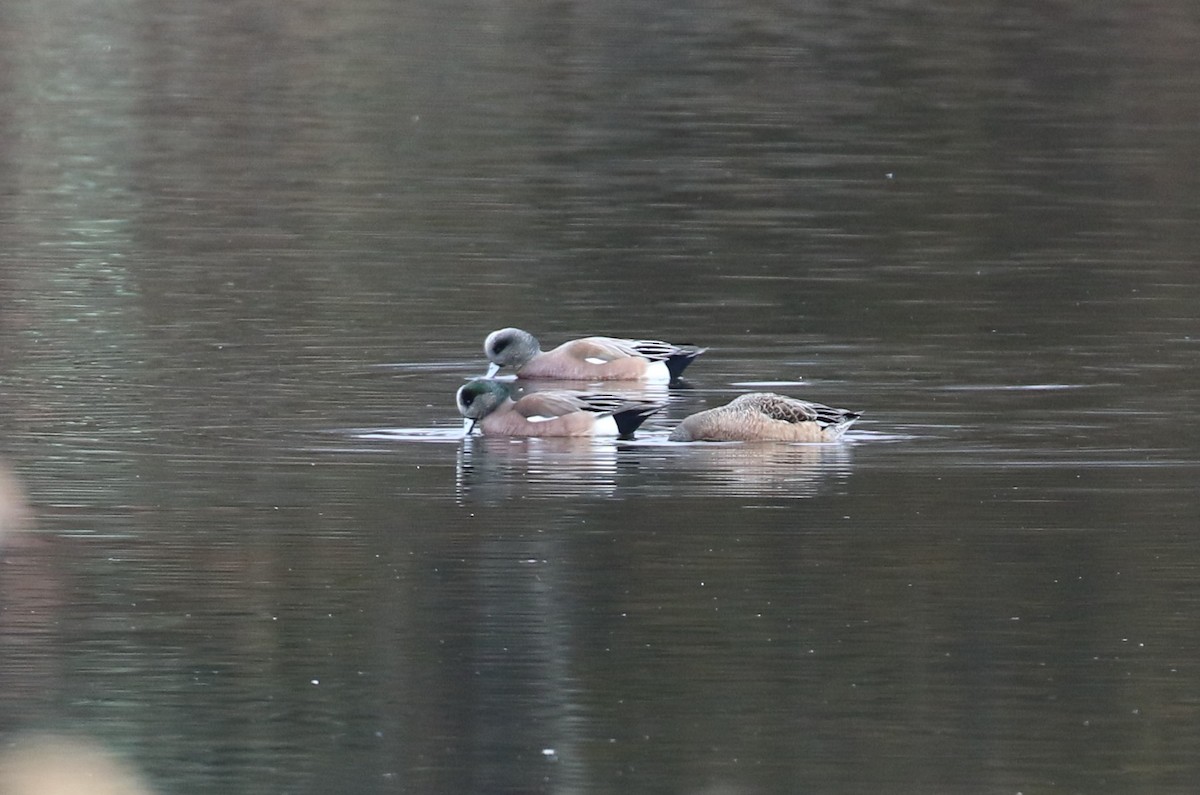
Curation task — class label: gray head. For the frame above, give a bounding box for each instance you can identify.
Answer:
[483,328,541,377]
[456,379,513,433]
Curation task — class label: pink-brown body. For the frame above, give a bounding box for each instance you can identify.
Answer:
[516,338,663,381]
[484,328,703,382]
[457,379,663,438]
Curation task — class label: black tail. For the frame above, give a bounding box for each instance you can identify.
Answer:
[665,346,706,380]
[613,404,663,438]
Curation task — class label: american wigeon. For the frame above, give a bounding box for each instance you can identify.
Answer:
[669,392,861,442]
[457,379,665,438]
[483,327,705,382]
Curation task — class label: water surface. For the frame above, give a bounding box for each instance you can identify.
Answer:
[2,1,1199,793]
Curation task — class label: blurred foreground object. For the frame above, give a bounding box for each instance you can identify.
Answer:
[0,734,155,795]
[0,460,30,545]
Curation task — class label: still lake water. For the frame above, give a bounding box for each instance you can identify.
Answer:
[1,1,1199,793]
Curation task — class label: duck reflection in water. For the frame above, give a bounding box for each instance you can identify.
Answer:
[673,440,855,498]
[456,434,633,504]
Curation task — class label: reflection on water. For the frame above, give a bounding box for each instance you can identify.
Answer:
[668,439,856,498]
[454,430,858,504]
[457,435,625,504]
[352,427,466,444]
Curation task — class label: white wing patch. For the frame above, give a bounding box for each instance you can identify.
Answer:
[584,356,608,365]
[526,415,556,423]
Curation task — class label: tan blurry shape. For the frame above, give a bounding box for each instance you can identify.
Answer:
[0,735,154,795]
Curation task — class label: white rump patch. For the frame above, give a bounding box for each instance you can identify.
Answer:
[642,361,671,384]
[593,416,620,436]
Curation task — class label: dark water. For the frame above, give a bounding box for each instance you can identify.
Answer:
[2,1,1199,793]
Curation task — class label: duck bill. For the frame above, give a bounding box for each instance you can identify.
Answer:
[462,418,477,436]
[484,362,500,378]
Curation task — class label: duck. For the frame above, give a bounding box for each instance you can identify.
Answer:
[483,327,705,382]
[457,379,665,438]
[669,392,861,442]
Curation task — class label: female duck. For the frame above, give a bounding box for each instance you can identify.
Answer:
[458,379,664,438]
[484,327,704,382]
[669,393,861,442]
